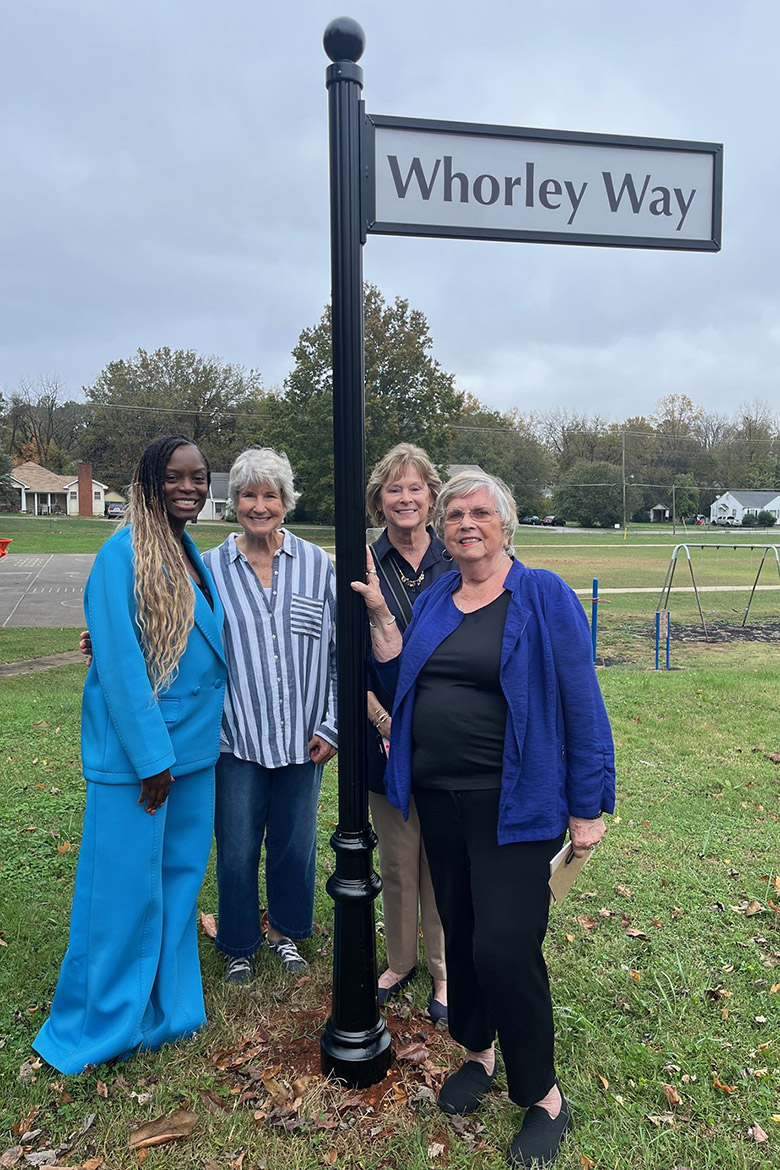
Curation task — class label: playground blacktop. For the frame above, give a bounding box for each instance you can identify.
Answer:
[0,553,95,629]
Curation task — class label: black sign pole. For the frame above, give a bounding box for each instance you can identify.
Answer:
[320,17,392,1087]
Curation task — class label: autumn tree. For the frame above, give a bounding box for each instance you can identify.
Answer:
[266,286,465,521]
[80,347,268,487]
[0,376,90,469]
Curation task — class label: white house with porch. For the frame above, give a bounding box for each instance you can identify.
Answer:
[9,462,108,516]
[710,489,780,524]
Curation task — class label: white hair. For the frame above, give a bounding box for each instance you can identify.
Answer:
[228,447,300,514]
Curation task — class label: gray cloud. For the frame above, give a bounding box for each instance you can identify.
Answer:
[1,1,776,421]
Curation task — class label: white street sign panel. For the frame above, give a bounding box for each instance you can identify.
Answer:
[366,116,722,251]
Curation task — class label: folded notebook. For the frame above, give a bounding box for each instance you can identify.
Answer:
[548,842,592,905]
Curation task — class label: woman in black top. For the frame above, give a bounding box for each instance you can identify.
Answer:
[365,443,454,1021]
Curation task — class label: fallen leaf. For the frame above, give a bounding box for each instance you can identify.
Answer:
[625,928,648,940]
[614,884,634,899]
[199,1089,231,1114]
[96,1079,108,1098]
[324,1150,338,1166]
[629,970,641,983]
[0,1149,22,1168]
[748,1122,768,1143]
[598,1074,609,1091]
[580,1157,596,1169]
[646,1113,675,1126]
[18,1058,41,1083]
[127,1109,197,1149]
[396,1041,430,1064]
[199,912,217,939]
[427,1142,446,1158]
[662,1082,682,1106]
[771,983,780,993]
[576,915,598,931]
[713,1077,736,1094]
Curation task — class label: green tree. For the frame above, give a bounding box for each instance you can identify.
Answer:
[80,348,267,487]
[670,473,699,521]
[553,460,641,528]
[266,286,465,521]
[0,439,14,507]
[448,398,553,516]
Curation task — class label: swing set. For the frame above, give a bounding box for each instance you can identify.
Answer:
[656,542,780,645]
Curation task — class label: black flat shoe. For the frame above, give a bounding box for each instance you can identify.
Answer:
[438,1060,495,1115]
[507,1088,572,1168]
[428,978,448,1024]
[377,965,417,1005]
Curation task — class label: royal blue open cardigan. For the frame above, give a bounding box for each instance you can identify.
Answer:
[375,557,616,844]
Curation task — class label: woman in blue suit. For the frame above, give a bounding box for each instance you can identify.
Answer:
[34,435,227,1075]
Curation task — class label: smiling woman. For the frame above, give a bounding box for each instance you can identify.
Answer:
[33,435,228,1075]
[202,448,338,984]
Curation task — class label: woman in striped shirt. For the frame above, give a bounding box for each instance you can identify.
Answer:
[203,448,337,983]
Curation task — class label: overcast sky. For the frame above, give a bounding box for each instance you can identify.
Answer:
[1,1,777,422]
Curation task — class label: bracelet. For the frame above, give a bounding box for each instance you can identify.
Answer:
[369,614,397,629]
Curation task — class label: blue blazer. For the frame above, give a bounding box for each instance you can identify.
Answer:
[376,558,616,844]
[81,526,228,783]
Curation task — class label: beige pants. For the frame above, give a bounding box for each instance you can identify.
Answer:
[369,790,447,981]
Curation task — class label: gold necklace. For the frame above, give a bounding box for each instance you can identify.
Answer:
[392,557,425,588]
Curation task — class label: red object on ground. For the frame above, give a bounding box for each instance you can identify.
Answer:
[0,537,11,558]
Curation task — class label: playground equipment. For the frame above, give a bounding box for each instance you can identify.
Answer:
[0,537,11,558]
[656,543,780,643]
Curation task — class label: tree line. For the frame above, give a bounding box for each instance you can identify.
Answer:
[2,285,779,526]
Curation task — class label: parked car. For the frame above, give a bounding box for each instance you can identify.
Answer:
[541,515,565,526]
[712,515,737,526]
[106,502,126,519]
[520,515,541,525]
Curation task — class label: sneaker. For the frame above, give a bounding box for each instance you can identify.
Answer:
[266,934,308,973]
[224,955,253,984]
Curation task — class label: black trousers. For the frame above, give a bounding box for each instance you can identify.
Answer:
[414,787,565,1107]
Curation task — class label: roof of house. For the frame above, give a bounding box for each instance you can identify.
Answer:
[10,462,74,492]
[719,490,780,507]
[209,472,230,500]
[10,461,108,491]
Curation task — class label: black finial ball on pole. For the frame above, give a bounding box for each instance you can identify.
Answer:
[323,16,365,63]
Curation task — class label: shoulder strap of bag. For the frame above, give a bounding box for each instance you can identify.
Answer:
[369,541,414,631]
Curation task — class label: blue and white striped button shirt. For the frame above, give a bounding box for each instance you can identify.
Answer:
[202,531,337,768]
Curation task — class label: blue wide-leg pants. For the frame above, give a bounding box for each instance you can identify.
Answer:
[33,766,214,1075]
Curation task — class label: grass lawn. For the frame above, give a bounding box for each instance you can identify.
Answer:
[1,661,779,1169]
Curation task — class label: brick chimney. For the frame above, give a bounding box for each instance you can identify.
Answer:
[78,462,93,517]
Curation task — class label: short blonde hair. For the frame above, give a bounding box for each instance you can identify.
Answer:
[366,443,442,526]
[433,470,517,547]
[228,448,299,515]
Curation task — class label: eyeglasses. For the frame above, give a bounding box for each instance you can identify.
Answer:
[443,507,500,525]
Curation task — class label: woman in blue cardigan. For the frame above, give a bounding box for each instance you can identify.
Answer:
[33,435,227,1075]
[354,470,615,1170]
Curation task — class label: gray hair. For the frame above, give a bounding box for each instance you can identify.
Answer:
[228,447,300,514]
[433,470,517,547]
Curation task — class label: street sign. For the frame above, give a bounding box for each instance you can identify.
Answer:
[366,115,722,251]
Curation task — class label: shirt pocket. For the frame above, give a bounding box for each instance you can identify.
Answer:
[290,594,325,639]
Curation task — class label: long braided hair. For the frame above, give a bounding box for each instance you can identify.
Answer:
[124,435,210,695]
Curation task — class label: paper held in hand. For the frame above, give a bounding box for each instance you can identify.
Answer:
[548,842,592,906]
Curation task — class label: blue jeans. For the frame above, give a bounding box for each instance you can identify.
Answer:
[214,753,323,955]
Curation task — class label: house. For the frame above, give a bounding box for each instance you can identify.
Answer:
[709,490,780,525]
[199,471,230,521]
[9,462,109,517]
[649,503,670,523]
